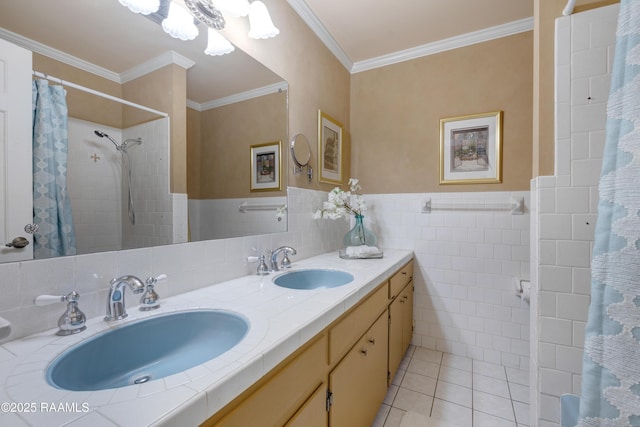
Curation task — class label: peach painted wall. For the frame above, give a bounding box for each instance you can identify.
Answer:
[33,55,188,193]
[33,54,123,128]
[124,64,188,194]
[350,32,534,193]
[222,0,351,192]
[189,91,287,199]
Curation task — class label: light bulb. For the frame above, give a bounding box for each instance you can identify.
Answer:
[248,1,279,39]
[205,28,235,56]
[119,0,160,15]
[162,2,199,41]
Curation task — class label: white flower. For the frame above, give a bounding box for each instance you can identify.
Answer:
[348,178,361,193]
[314,177,366,220]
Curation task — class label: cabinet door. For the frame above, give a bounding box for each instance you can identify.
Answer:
[329,312,388,427]
[389,281,414,383]
[388,298,403,383]
[401,282,414,353]
[209,335,327,427]
[285,383,327,427]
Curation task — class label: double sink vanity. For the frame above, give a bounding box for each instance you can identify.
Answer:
[0,249,413,426]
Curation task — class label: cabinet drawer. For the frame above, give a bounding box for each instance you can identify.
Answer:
[389,259,414,300]
[329,283,388,364]
[211,334,327,427]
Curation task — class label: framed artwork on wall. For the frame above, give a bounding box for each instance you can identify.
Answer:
[318,110,344,184]
[250,141,282,192]
[439,111,503,184]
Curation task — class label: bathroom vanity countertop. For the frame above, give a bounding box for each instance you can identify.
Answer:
[0,249,413,427]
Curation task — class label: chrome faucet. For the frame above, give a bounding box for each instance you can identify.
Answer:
[105,275,145,321]
[270,246,297,272]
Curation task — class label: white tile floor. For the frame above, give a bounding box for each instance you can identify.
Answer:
[374,346,529,427]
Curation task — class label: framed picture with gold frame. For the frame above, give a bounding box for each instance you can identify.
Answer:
[318,110,344,184]
[250,141,282,192]
[439,111,503,184]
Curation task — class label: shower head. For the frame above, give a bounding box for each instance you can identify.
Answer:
[94,130,120,149]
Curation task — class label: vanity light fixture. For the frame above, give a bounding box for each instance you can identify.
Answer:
[247,1,280,39]
[119,0,160,15]
[118,0,279,56]
[162,1,199,40]
[205,27,235,56]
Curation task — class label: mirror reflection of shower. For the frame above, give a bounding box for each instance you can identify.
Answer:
[94,130,142,225]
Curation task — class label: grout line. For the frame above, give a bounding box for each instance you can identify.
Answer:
[504,365,520,427]
[470,359,475,427]
[428,350,444,418]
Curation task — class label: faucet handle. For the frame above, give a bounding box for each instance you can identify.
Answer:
[281,251,293,269]
[256,255,270,275]
[146,274,167,285]
[36,292,86,336]
[35,294,66,306]
[140,274,166,311]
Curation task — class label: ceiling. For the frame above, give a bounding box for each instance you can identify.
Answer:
[0,0,534,104]
[296,0,533,66]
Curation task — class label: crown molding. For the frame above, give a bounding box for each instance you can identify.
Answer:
[189,81,289,111]
[286,0,353,71]
[351,17,534,74]
[0,27,121,83]
[0,28,196,85]
[120,50,196,83]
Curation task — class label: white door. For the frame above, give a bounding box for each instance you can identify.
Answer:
[0,38,33,262]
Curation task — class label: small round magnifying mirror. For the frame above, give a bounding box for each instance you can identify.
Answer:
[290,134,313,182]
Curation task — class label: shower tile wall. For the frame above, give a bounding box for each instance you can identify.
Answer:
[67,118,123,254]
[364,191,531,370]
[67,118,186,254]
[121,117,187,250]
[530,5,618,426]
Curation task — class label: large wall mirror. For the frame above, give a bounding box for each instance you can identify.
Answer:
[0,0,288,263]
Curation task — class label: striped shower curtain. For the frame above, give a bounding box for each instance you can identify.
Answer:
[576,1,640,425]
[32,79,76,258]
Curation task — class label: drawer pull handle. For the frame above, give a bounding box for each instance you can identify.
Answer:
[361,348,368,356]
[368,338,376,345]
[402,272,407,275]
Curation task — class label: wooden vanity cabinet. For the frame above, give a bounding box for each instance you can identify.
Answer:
[202,258,415,427]
[388,261,414,384]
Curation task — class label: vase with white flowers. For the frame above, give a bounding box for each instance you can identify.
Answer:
[314,178,381,257]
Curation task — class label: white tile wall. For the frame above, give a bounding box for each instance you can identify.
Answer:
[531,5,618,426]
[0,187,345,341]
[67,119,123,254]
[67,118,187,254]
[121,118,187,250]
[189,196,287,240]
[364,191,531,370]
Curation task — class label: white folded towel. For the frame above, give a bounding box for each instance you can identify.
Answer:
[345,245,380,256]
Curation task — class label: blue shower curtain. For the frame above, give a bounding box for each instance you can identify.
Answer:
[577,1,640,425]
[32,79,77,258]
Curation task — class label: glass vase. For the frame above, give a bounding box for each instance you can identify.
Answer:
[343,214,377,247]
